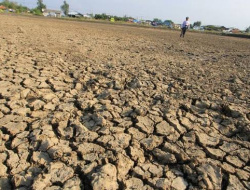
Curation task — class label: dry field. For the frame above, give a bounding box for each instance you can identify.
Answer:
[0,14,250,190]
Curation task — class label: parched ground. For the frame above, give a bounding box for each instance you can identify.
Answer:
[0,14,250,190]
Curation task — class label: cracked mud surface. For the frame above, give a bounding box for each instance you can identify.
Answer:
[0,14,250,190]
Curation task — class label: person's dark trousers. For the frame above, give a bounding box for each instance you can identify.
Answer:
[180,27,187,37]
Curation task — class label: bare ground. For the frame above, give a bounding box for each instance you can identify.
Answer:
[0,14,250,190]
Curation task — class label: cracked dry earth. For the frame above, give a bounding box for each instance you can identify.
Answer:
[0,14,250,190]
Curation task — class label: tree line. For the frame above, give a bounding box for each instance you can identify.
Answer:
[1,0,250,33]
[0,0,29,13]
[94,13,130,22]
[0,0,69,16]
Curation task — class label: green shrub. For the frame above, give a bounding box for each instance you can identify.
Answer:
[31,8,42,15]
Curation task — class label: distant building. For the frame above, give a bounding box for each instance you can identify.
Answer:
[42,9,62,18]
[0,5,6,10]
[174,24,182,29]
[128,18,135,23]
[83,14,92,18]
[193,26,200,30]
[231,28,241,34]
[220,26,228,30]
[151,21,157,26]
[193,26,205,31]
[145,20,152,25]
[163,20,173,28]
[223,28,241,34]
[68,11,83,18]
[133,19,139,23]
[223,28,233,33]
[0,5,6,13]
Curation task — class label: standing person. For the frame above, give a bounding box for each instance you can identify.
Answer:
[180,17,190,38]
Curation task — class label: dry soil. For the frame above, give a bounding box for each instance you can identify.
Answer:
[0,14,250,190]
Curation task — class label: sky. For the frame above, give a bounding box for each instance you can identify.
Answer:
[6,0,250,30]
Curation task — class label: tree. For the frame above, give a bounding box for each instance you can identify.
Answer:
[37,0,46,12]
[0,0,29,12]
[31,8,42,15]
[246,26,250,33]
[164,20,174,24]
[61,1,69,16]
[193,21,202,27]
[153,18,162,23]
[1,0,17,9]
[94,13,109,20]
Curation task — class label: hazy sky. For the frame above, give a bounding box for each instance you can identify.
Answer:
[9,0,250,29]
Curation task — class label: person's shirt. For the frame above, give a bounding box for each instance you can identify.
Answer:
[182,20,190,28]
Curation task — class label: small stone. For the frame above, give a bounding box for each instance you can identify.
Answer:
[47,147,64,160]
[136,116,154,134]
[0,152,7,163]
[76,131,99,142]
[127,78,141,89]
[109,133,131,150]
[129,146,145,163]
[39,138,58,151]
[117,153,134,180]
[196,132,220,147]
[180,117,193,130]
[20,89,31,99]
[32,152,52,166]
[91,164,118,190]
[171,177,188,190]
[30,100,45,110]
[141,163,163,178]
[12,108,31,116]
[11,131,29,149]
[77,142,105,156]
[155,178,171,190]
[12,174,33,188]
[128,127,146,141]
[205,147,226,160]
[222,105,243,118]
[140,136,163,151]
[49,162,74,184]
[155,120,175,137]
[219,142,241,153]
[43,93,57,101]
[81,162,98,175]
[30,110,48,118]
[32,174,51,190]
[63,176,82,190]
[3,122,27,136]
[124,177,144,189]
[153,148,177,164]
[43,103,56,111]
[0,104,10,114]
[75,83,82,90]
[221,163,236,174]
[166,114,187,134]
